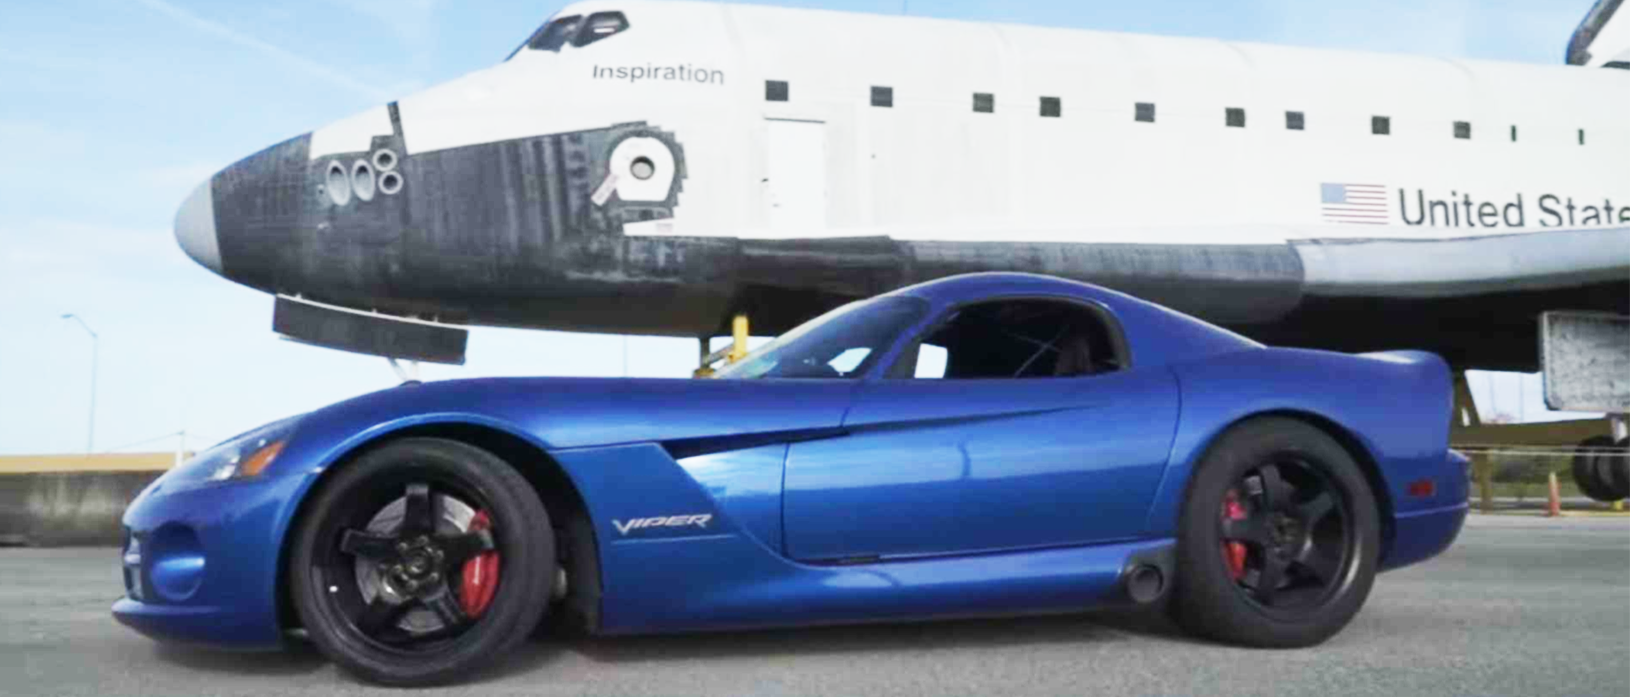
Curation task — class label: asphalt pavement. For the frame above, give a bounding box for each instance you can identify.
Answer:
[2,514,1626,697]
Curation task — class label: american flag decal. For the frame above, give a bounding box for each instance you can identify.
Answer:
[1320,183,1389,225]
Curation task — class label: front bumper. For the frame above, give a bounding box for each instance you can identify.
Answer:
[112,472,314,650]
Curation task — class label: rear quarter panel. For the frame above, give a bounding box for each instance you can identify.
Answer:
[1147,347,1460,555]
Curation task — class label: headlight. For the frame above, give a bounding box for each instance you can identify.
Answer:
[166,417,300,485]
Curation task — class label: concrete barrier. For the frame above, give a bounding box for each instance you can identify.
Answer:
[0,471,163,546]
[0,453,178,547]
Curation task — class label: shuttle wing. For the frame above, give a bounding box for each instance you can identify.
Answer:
[1290,226,1630,297]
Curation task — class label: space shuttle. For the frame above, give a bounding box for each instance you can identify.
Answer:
[174,0,1629,374]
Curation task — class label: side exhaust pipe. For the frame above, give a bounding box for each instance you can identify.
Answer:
[1119,544,1175,605]
[1125,564,1165,604]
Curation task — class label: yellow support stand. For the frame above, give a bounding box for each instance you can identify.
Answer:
[729,313,750,364]
[692,313,752,378]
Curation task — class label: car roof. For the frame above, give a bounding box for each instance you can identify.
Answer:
[888,272,1128,306]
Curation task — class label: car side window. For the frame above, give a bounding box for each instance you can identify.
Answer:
[914,343,949,378]
[890,299,1126,379]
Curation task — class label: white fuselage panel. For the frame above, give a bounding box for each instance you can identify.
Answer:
[314,0,1630,246]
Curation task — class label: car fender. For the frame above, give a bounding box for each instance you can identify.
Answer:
[1145,348,1456,554]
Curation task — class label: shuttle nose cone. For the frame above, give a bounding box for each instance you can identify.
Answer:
[175,179,222,275]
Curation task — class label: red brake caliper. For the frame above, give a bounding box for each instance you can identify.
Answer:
[1221,490,1248,581]
[459,510,501,618]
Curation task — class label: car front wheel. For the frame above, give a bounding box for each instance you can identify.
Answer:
[290,438,554,686]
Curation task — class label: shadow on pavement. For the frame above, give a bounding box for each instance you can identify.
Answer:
[479,606,1199,681]
[153,639,326,677]
[155,607,1206,685]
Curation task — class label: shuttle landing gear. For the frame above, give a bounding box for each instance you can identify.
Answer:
[693,313,751,378]
[388,357,422,384]
[1572,415,1629,503]
[1539,312,1629,504]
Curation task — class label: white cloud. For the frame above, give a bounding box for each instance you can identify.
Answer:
[134,161,225,212]
[138,162,220,193]
[0,51,99,75]
[0,120,89,158]
[334,0,440,45]
[1463,2,1591,64]
[0,220,184,276]
[1256,0,1474,58]
[129,0,393,101]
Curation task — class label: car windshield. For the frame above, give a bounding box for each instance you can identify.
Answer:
[714,296,929,379]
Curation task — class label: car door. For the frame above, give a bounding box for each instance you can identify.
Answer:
[781,299,1179,562]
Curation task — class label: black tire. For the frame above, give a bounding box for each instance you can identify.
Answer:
[1170,417,1380,648]
[1572,436,1619,502]
[290,438,554,686]
[1599,439,1630,501]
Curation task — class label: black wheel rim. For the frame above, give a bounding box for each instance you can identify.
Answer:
[311,472,500,653]
[1217,457,1355,618]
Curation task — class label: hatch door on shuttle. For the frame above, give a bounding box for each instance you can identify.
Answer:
[765,119,827,235]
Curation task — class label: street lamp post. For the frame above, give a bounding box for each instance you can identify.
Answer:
[61,314,98,454]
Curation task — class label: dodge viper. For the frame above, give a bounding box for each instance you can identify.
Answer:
[114,273,1468,685]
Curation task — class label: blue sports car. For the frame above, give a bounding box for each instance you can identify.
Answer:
[114,273,1468,685]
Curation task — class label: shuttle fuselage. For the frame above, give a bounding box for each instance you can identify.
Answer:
[175,0,1630,369]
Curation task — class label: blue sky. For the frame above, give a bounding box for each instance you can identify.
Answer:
[0,0,1598,455]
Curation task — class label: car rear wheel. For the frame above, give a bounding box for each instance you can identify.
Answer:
[290,438,554,686]
[1170,417,1380,648]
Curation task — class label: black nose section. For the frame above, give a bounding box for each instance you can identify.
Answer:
[202,130,415,299]
[200,133,314,293]
[186,120,695,331]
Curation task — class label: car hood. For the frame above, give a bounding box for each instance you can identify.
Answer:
[297,376,860,454]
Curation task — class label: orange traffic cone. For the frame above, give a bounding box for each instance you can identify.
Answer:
[1546,471,1562,517]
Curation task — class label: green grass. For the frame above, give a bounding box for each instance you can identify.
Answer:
[1483,481,1582,500]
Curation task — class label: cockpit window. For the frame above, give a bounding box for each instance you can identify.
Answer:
[507,10,630,60]
[505,14,579,59]
[574,12,630,47]
[529,15,583,52]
